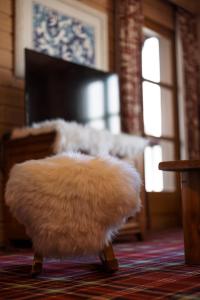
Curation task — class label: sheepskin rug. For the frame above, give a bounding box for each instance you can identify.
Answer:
[11,118,148,158]
[5,152,141,258]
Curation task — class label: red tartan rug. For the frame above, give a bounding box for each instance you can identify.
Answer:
[1,229,200,299]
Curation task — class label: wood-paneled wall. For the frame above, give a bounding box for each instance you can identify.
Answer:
[0,0,114,137]
[0,0,24,135]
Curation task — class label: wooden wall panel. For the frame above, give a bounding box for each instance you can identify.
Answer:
[0,86,24,107]
[0,31,12,51]
[0,0,12,16]
[0,49,12,69]
[0,69,24,89]
[80,0,112,11]
[0,124,16,134]
[143,0,174,30]
[0,106,24,125]
[148,192,182,230]
[0,12,12,33]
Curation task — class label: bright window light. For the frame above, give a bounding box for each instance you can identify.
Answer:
[144,145,163,192]
[142,30,176,193]
[108,115,121,134]
[86,81,104,119]
[87,119,105,130]
[142,37,160,82]
[106,75,120,114]
[143,81,162,137]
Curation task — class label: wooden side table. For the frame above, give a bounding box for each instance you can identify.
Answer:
[159,160,200,265]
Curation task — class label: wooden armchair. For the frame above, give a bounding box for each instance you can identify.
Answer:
[1,131,146,246]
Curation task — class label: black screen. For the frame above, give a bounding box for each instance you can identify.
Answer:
[25,49,121,132]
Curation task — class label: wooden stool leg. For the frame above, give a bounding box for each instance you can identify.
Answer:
[31,253,43,277]
[99,243,118,273]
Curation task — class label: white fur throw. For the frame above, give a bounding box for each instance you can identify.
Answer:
[5,152,141,257]
[11,119,148,158]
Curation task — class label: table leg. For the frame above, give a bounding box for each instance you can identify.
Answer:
[99,243,118,272]
[31,253,43,276]
[181,171,200,264]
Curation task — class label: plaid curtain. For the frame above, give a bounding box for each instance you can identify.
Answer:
[177,8,200,159]
[115,0,143,134]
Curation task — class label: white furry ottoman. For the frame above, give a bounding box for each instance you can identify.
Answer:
[5,152,141,258]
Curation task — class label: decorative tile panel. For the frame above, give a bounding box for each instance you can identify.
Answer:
[32,2,95,66]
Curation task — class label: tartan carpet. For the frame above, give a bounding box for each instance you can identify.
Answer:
[1,229,200,299]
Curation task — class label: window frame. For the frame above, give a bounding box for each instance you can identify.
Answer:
[142,18,180,192]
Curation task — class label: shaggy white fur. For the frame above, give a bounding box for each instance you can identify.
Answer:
[5,152,141,257]
[11,119,148,158]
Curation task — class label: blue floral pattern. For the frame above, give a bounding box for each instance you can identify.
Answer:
[32,2,95,66]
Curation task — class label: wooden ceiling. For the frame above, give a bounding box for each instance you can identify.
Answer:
[169,0,200,14]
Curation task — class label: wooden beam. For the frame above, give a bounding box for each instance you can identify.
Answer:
[143,0,174,30]
[168,0,200,14]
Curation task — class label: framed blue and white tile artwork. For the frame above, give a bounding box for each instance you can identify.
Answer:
[15,0,108,77]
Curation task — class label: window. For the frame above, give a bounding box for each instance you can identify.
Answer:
[87,76,121,134]
[142,25,179,192]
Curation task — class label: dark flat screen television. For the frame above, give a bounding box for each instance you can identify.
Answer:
[25,49,121,133]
